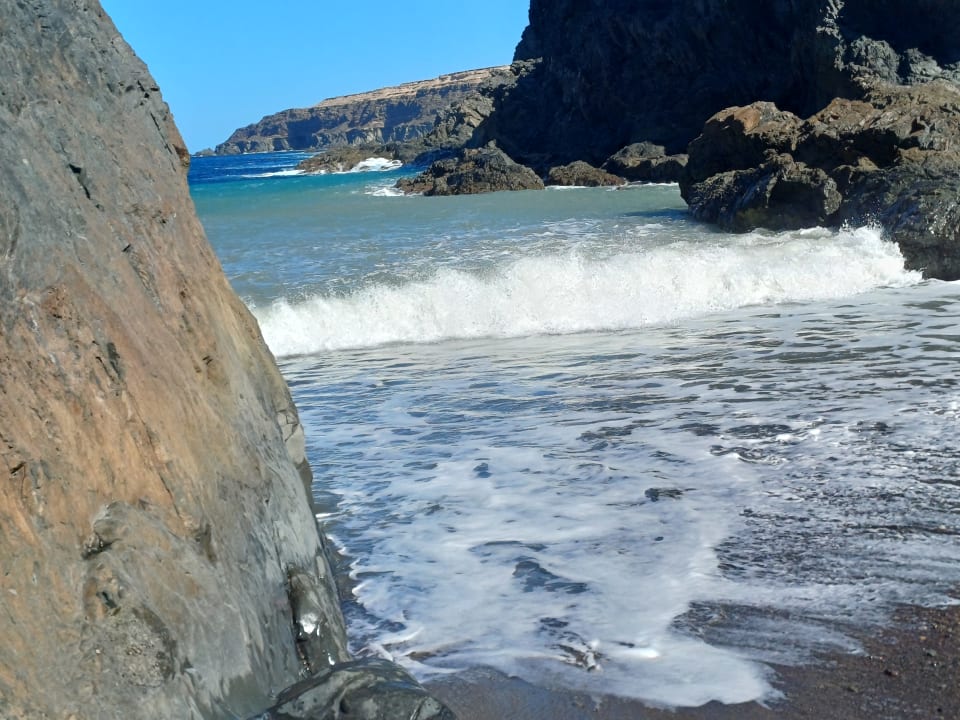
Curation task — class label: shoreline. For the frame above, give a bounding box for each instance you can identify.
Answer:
[425,600,959,719]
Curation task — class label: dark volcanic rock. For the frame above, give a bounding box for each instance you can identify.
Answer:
[260,659,455,720]
[0,2,450,718]
[546,161,625,187]
[684,152,842,232]
[680,82,960,279]
[396,143,544,196]
[602,143,688,183]
[216,67,509,155]
[486,0,960,168]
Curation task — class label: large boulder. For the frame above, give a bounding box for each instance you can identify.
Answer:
[395,143,544,195]
[0,2,451,718]
[680,82,960,279]
[602,143,688,183]
[546,160,625,187]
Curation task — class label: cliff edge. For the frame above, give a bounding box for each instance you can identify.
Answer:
[216,67,508,155]
[0,2,449,718]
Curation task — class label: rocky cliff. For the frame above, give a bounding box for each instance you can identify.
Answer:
[0,2,449,718]
[398,0,960,277]
[216,67,508,155]
[486,0,960,169]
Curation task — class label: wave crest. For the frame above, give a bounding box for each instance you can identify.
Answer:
[255,226,919,356]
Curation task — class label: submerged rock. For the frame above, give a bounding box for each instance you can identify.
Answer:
[680,82,960,279]
[0,2,452,718]
[396,143,544,196]
[298,146,401,174]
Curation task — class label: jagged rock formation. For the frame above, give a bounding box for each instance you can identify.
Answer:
[216,67,508,155]
[545,161,625,187]
[395,143,545,196]
[414,0,957,277]
[602,143,688,184]
[0,2,451,718]
[486,0,960,170]
[680,82,960,279]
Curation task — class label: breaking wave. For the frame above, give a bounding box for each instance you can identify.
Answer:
[255,226,920,357]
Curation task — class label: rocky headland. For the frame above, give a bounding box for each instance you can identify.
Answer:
[389,0,960,280]
[215,67,509,156]
[0,1,450,718]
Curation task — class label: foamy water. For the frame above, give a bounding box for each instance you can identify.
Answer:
[283,281,960,706]
[256,226,918,356]
[191,154,960,708]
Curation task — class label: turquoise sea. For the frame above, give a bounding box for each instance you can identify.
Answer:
[190,152,960,707]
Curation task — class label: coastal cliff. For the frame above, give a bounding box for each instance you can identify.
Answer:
[0,2,449,718]
[216,67,507,155]
[490,0,960,168]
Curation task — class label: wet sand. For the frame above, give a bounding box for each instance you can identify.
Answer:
[426,602,959,719]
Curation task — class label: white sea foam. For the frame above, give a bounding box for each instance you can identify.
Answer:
[256,226,919,357]
[366,184,405,197]
[239,168,304,178]
[347,157,404,173]
[287,280,960,707]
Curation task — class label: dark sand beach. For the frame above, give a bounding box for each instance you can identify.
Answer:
[427,601,959,719]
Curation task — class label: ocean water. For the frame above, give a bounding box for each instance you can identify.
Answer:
[190,152,960,708]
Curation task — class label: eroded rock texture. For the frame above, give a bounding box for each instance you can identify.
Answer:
[490,0,960,169]
[0,2,361,717]
[395,143,545,196]
[680,82,960,279]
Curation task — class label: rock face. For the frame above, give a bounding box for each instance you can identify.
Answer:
[488,0,960,169]
[216,67,508,155]
[680,82,960,279]
[395,143,545,196]
[0,2,450,718]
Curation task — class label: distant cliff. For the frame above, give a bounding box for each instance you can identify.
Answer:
[216,67,508,155]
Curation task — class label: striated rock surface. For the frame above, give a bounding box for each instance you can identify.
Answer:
[0,2,451,718]
[216,67,508,155]
[395,143,544,196]
[488,0,960,168]
[680,82,960,279]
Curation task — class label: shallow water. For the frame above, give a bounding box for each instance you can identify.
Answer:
[192,153,960,707]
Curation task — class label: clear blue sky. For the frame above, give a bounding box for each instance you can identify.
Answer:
[101,1,530,152]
